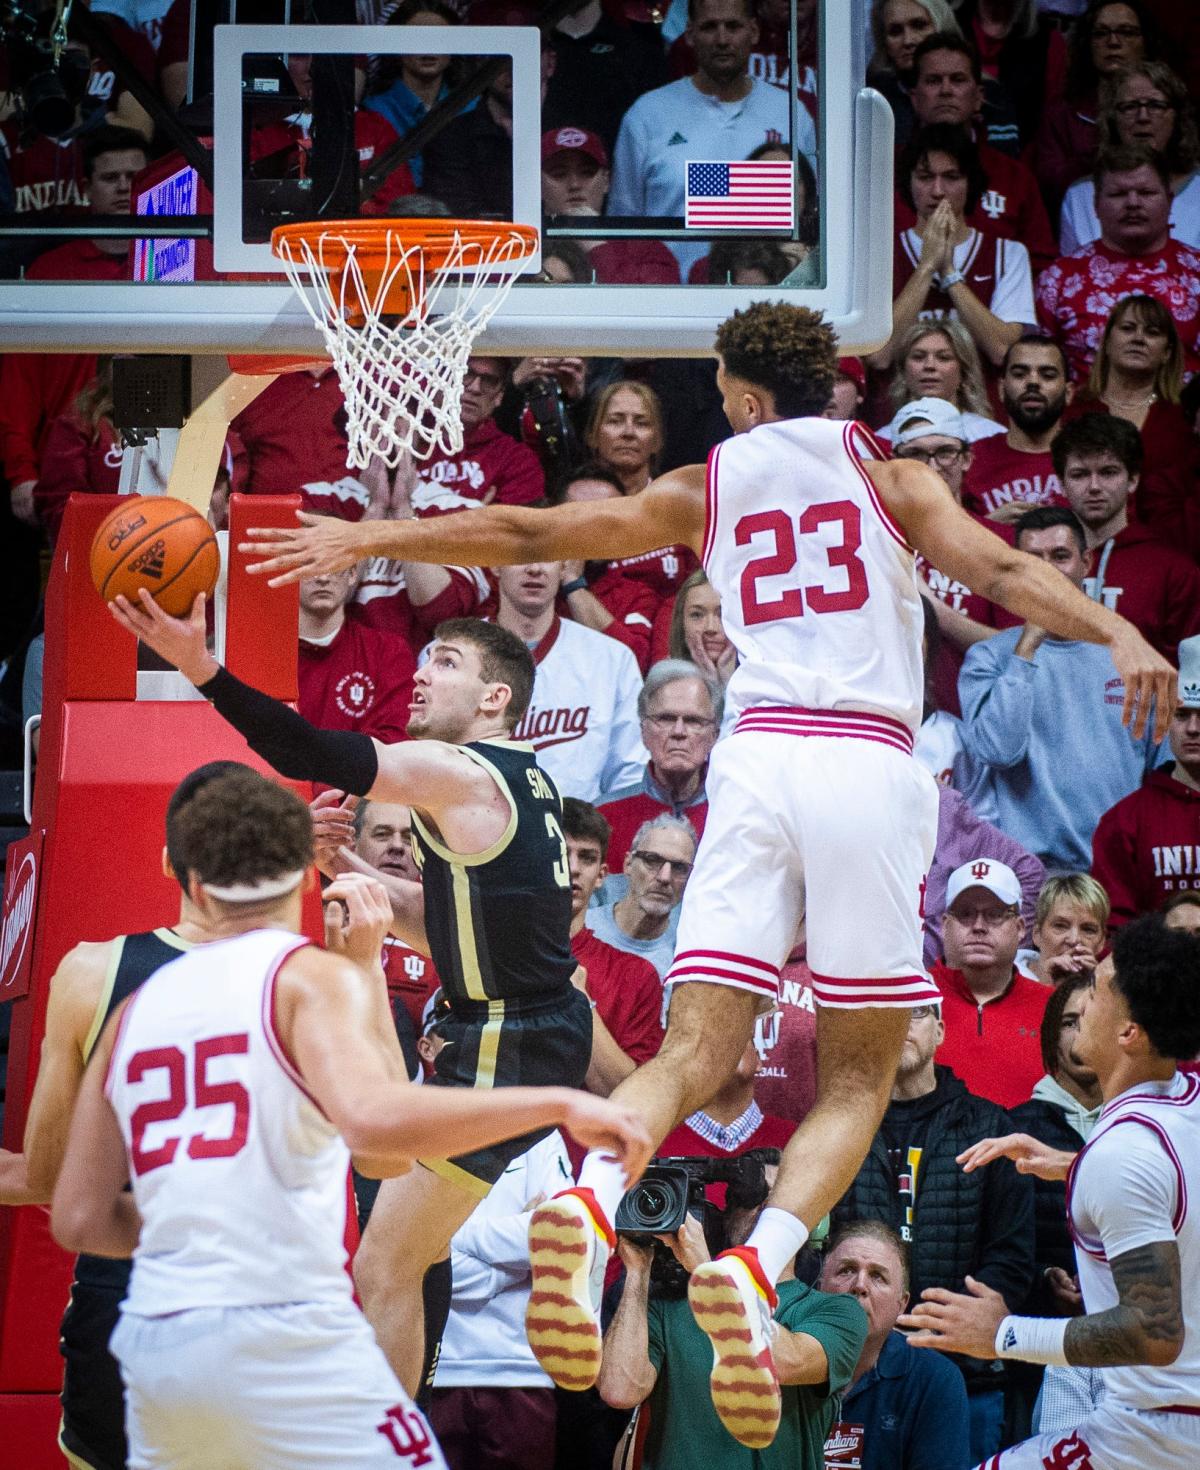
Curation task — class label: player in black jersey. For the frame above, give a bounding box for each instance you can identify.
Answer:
[106,599,652,1398]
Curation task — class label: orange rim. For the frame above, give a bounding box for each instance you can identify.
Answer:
[269,217,540,274]
[227,352,329,377]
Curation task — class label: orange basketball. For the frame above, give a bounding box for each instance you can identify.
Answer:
[90,496,220,617]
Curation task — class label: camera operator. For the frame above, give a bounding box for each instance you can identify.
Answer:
[599,1159,867,1468]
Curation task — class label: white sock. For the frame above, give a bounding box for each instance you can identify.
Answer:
[745,1208,810,1285]
[576,1150,628,1232]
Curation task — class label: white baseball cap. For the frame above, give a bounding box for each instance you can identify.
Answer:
[888,396,968,447]
[945,859,1021,911]
[1179,635,1200,711]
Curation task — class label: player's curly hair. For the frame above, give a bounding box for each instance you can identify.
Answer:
[1111,914,1200,1061]
[168,767,313,898]
[713,302,838,419]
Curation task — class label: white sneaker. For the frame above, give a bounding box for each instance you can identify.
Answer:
[688,1248,781,1449]
[525,1189,612,1390]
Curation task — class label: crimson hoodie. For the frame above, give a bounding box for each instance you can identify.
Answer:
[1092,766,1200,927]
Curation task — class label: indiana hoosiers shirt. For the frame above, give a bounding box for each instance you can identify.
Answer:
[705,418,924,730]
[511,618,647,803]
[751,952,818,1126]
[381,936,440,1038]
[965,436,1066,517]
[1091,767,1200,927]
[298,616,415,744]
[1084,523,1200,664]
[106,931,352,1314]
[413,418,543,515]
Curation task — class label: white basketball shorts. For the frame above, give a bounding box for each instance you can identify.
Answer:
[666,707,940,1009]
[110,1299,447,1469]
[979,1402,1200,1470]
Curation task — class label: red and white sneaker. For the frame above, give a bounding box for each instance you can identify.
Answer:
[688,1245,781,1450]
[525,1187,613,1390]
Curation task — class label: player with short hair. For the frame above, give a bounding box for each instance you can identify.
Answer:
[901,915,1200,1469]
[50,766,647,1470]
[0,761,244,1470]
[103,605,651,1399]
[238,300,1174,1449]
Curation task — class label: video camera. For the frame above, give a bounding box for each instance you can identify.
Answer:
[614,1149,779,1298]
[0,1,89,138]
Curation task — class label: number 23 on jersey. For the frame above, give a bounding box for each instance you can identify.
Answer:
[736,500,870,626]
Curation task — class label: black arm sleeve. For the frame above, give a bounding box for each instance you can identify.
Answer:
[196,666,380,797]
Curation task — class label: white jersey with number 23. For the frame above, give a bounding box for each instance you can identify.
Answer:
[702,416,924,730]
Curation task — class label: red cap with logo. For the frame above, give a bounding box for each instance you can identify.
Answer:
[541,126,608,168]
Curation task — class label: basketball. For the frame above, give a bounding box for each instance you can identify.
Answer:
[90,497,220,618]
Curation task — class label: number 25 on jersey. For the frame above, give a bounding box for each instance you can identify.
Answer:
[736,500,870,626]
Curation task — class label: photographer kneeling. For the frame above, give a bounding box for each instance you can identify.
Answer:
[599,1155,868,1468]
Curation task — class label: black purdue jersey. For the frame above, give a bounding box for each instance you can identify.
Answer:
[410,740,575,1005]
[74,928,193,1292]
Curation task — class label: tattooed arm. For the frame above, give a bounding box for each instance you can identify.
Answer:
[1064,1240,1184,1368]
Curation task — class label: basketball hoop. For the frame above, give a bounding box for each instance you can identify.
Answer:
[230,218,539,470]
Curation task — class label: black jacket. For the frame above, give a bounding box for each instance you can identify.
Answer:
[833,1066,1036,1389]
[1010,1094,1084,1314]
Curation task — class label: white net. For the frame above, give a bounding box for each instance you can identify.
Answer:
[273,222,537,470]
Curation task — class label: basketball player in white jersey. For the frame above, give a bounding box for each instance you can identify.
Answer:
[239,301,1176,1449]
[49,767,653,1470]
[900,914,1200,1470]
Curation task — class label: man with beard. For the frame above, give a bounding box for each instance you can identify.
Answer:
[966,338,1074,522]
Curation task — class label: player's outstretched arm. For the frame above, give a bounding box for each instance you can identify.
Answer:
[280,947,652,1178]
[875,459,1177,741]
[957,1133,1077,1181]
[238,466,708,587]
[51,1014,141,1258]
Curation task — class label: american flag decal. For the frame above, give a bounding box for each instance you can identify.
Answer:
[685,159,795,230]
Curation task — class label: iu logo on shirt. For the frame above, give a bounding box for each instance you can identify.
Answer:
[979,188,1008,220]
[1042,1432,1096,1470]
[335,670,377,719]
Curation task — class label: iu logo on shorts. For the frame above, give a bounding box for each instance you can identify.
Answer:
[1041,1432,1096,1470]
[377,1402,437,1465]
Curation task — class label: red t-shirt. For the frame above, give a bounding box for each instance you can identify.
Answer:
[381,935,441,1042]
[571,925,664,1065]
[26,237,130,282]
[965,435,1066,518]
[298,616,416,744]
[607,543,699,615]
[932,961,1049,1110]
[230,368,359,507]
[1091,768,1200,928]
[1036,239,1200,383]
[751,953,819,1127]
[250,109,414,214]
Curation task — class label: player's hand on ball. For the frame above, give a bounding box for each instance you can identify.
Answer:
[559,1094,653,1187]
[899,1276,1007,1357]
[956,1133,1076,1181]
[240,511,368,588]
[323,873,393,971]
[109,590,217,686]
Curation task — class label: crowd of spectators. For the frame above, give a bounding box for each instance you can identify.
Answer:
[3,2,1200,1468]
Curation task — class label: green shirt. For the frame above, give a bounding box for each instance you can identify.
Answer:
[642,1280,869,1470]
